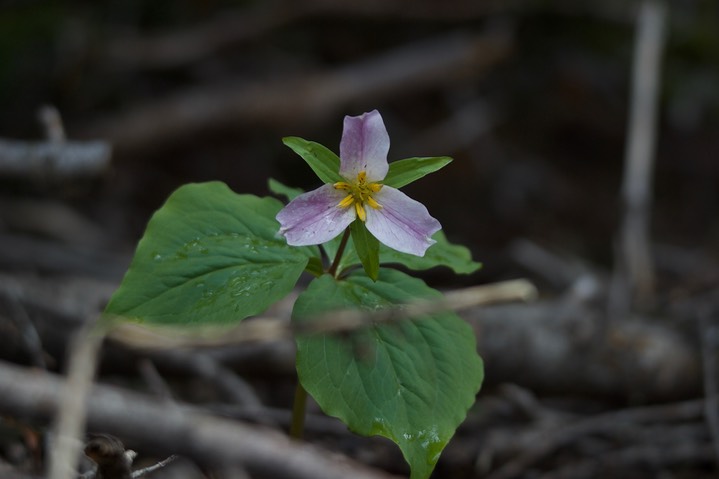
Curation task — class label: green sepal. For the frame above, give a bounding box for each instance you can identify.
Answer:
[282,137,343,184]
[383,156,453,188]
[350,220,380,281]
[376,230,481,274]
[334,230,481,276]
[104,182,313,325]
[293,269,484,479]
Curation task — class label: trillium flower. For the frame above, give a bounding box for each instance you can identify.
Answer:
[276,110,441,256]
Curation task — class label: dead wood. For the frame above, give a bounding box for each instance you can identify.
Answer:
[611,0,667,313]
[467,298,701,401]
[81,29,512,153]
[0,360,401,479]
[0,269,704,401]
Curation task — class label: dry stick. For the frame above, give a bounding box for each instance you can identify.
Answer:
[46,318,107,479]
[0,105,111,181]
[0,361,401,479]
[610,0,667,316]
[108,279,537,350]
[131,455,179,478]
[0,139,112,180]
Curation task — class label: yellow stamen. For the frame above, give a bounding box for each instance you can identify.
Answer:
[355,202,366,222]
[333,170,382,221]
[367,196,382,210]
[337,194,354,208]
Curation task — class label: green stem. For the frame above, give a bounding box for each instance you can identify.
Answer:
[327,228,351,277]
[290,381,308,439]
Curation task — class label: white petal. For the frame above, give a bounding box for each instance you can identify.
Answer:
[339,110,390,182]
[276,184,356,246]
[364,186,441,256]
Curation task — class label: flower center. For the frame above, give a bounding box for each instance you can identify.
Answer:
[333,171,383,222]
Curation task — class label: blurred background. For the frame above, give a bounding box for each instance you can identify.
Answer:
[1,0,719,478]
[1,0,718,280]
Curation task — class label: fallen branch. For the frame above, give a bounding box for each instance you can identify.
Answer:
[0,273,702,401]
[107,279,537,349]
[0,360,401,479]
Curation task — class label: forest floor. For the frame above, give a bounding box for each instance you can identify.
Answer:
[1,1,718,478]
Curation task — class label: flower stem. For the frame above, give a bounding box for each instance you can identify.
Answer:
[289,381,308,439]
[327,228,351,277]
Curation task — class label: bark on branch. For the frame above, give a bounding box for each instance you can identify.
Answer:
[0,360,400,479]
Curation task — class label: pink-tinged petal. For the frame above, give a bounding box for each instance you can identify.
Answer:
[339,110,390,182]
[276,184,356,245]
[364,186,441,256]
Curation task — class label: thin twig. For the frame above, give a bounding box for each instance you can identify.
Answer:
[131,455,179,478]
[610,0,667,315]
[46,318,107,479]
[108,279,537,350]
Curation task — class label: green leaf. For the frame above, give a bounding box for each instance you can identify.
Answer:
[335,230,481,275]
[294,270,484,479]
[104,182,314,325]
[350,220,380,281]
[268,178,304,202]
[383,156,453,189]
[282,137,343,184]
